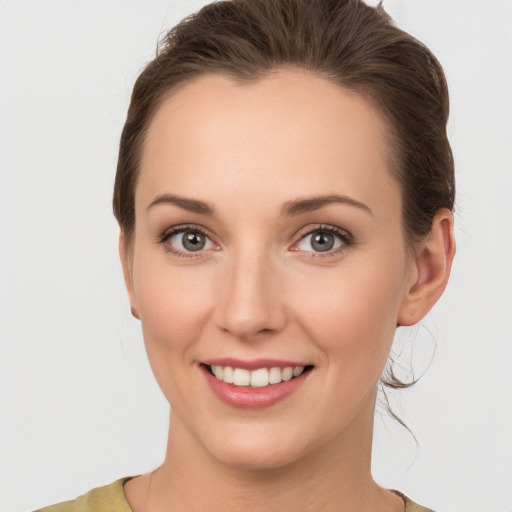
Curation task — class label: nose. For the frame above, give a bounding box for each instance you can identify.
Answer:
[214,248,286,339]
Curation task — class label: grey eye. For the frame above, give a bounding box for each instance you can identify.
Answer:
[297,231,343,253]
[311,232,335,252]
[170,230,212,252]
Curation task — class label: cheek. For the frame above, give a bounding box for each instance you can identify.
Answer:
[291,259,406,371]
[132,255,214,359]
[131,258,217,408]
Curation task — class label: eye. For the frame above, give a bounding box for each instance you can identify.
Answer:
[293,225,352,255]
[298,231,342,252]
[158,225,217,256]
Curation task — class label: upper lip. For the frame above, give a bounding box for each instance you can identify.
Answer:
[201,358,310,370]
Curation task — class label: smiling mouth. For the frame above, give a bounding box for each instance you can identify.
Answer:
[202,364,314,388]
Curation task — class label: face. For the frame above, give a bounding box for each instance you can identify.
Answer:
[122,69,419,469]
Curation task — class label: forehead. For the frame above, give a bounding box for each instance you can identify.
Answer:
[138,69,398,216]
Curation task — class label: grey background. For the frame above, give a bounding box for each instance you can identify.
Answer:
[1,1,511,511]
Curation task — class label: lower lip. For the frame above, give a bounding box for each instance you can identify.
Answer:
[202,366,310,409]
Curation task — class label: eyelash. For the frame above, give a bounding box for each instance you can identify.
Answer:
[157,223,353,259]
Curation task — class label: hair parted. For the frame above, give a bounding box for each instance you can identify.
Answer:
[113,0,455,417]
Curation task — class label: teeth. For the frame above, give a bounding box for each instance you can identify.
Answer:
[213,365,223,380]
[282,367,293,381]
[222,366,234,383]
[210,365,306,387]
[268,367,282,384]
[293,366,304,377]
[233,368,251,386]
[250,368,269,387]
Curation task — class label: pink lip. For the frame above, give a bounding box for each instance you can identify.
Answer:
[200,364,311,409]
[202,358,307,370]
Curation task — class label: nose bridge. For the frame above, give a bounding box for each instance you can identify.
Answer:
[215,243,284,338]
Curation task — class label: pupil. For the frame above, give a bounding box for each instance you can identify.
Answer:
[311,232,334,252]
[183,231,205,251]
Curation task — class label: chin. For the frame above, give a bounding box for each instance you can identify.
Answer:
[211,444,301,471]
[199,423,316,471]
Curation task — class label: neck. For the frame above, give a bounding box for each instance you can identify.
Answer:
[136,398,401,512]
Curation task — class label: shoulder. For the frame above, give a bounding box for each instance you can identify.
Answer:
[395,491,437,512]
[33,477,134,512]
[405,500,436,512]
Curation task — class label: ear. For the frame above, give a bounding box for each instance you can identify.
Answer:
[398,208,456,326]
[119,232,140,320]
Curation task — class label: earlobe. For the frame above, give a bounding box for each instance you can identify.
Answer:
[119,233,140,320]
[398,209,456,326]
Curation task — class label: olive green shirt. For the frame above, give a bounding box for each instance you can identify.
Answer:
[34,477,435,512]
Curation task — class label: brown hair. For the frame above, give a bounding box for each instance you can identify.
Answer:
[114,0,454,245]
[113,0,455,413]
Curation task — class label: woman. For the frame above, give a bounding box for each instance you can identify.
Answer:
[36,0,455,510]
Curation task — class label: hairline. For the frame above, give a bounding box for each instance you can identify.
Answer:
[122,67,415,251]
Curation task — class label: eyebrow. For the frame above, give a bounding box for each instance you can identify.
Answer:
[281,194,373,217]
[147,194,215,215]
[147,192,373,217]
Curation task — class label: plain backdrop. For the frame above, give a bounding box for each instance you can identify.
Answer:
[1,1,511,511]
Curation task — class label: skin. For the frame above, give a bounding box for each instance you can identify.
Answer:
[120,69,455,512]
